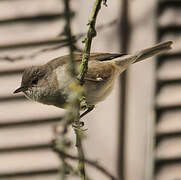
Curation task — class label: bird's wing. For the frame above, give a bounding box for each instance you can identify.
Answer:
[48,53,124,82]
[84,56,120,82]
[88,52,126,61]
[48,53,125,67]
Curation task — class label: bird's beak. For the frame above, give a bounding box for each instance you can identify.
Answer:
[13,86,28,94]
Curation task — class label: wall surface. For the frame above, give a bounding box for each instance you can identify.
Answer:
[0,0,167,180]
[125,0,156,180]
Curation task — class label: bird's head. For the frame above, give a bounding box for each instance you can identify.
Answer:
[14,66,48,101]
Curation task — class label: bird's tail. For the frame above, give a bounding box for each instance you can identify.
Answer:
[114,41,173,69]
[134,41,173,63]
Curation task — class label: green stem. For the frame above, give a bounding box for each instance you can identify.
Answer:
[76,0,105,177]
[75,129,86,179]
[78,0,104,83]
[58,0,106,179]
[63,0,86,178]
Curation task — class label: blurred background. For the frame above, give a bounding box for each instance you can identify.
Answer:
[0,0,180,180]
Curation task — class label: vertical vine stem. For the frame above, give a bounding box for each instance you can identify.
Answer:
[78,0,107,83]
[58,0,107,179]
[76,0,107,178]
[62,0,86,178]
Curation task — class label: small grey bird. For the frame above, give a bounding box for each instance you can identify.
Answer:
[14,41,172,116]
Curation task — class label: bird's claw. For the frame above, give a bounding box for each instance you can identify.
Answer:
[72,121,84,128]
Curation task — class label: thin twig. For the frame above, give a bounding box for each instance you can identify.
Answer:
[75,128,86,179]
[54,148,118,180]
[73,0,107,178]
[78,0,106,83]
[75,0,107,177]
[62,0,86,179]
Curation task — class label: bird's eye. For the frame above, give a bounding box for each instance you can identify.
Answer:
[32,78,38,85]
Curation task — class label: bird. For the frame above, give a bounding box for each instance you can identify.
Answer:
[14,41,173,117]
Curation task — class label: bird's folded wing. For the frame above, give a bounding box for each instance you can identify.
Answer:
[84,59,117,83]
[48,52,123,82]
[48,52,125,66]
[87,52,125,61]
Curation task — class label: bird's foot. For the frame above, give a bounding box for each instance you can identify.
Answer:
[72,121,88,131]
[79,96,88,110]
[72,121,84,128]
[80,105,95,119]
